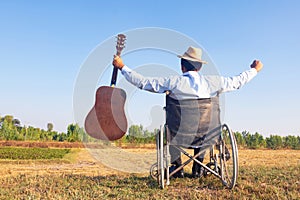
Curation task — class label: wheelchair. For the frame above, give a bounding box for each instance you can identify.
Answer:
[150,95,238,189]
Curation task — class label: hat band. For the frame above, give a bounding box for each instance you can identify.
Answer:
[184,52,202,61]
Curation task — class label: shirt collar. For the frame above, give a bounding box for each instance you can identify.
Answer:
[182,71,199,77]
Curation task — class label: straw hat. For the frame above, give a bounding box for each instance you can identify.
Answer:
[177,46,208,64]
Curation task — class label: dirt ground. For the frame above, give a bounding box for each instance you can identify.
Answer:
[1,147,299,178]
[0,147,158,177]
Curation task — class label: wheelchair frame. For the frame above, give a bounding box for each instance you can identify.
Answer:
[150,123,239,189]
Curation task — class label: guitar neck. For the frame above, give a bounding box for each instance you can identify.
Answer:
[110,34,125,87]
[110,51,121,87]
[110,68,118,87]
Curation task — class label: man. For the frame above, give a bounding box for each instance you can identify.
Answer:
[113,46,263,178]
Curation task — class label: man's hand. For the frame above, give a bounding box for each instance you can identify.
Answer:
[113,55,124,69]
[250,60,263,72]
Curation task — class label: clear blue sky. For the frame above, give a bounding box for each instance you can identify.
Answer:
[0,0,299,136]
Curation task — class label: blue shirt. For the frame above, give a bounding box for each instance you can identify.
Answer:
[121,65,257,100]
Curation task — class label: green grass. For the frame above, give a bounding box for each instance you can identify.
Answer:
[0,165,299,199]
[0,147,71,160]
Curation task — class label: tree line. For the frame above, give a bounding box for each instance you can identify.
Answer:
[235,131,300,150]
[125,125,300,150]
[0,115,299,150]
[0,115,85,142]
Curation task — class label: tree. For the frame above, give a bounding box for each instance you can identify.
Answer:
[26,126,41,141]
[0,115,21,135]
[283,135,299,149]
[19,126,27,141]
[67,123,83,142]
[128,125,143,143]
[56,132,68,142]
[2,115,13,124]
[253,132,266,148]
[266,135,283,149]
[234,131,246,147]
[242,131,265,149]
[47,123,54,132]
[0,119,18,140]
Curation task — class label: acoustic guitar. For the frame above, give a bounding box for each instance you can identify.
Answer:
[84,34,127,140]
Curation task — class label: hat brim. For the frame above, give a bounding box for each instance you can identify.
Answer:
[177,55,208,64]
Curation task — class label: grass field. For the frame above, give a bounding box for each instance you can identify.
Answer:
[0,145,299,200]
[0,147,70,160]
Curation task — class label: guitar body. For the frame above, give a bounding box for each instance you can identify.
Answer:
[84,34,127,141]
[85,86,127,140]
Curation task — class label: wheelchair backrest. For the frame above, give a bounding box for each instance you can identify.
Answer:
[166,95,221,148]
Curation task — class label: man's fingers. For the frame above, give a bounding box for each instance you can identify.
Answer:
[251,60,260,67]
[250,59,263,72]
[113,55,118,66]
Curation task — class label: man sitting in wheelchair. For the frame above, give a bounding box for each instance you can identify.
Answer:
[113,46,263,178]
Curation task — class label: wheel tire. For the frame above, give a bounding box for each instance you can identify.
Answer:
[220,124,238,189]
[150,163,159,179]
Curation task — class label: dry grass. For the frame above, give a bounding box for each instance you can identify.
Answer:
[238,148,300,167]
[0,147,299,199]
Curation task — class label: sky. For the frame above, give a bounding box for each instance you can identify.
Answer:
[0,0,299,136]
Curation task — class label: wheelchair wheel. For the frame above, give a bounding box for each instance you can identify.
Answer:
[220,124,238,189]
[158,125,165,189]
[150,163,159,179]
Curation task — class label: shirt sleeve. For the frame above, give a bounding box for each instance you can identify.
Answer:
[219,68,258,93]
[204,68,258,95]
[121,65,172,93]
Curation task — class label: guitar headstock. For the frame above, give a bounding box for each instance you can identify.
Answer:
[116,34,126,56]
